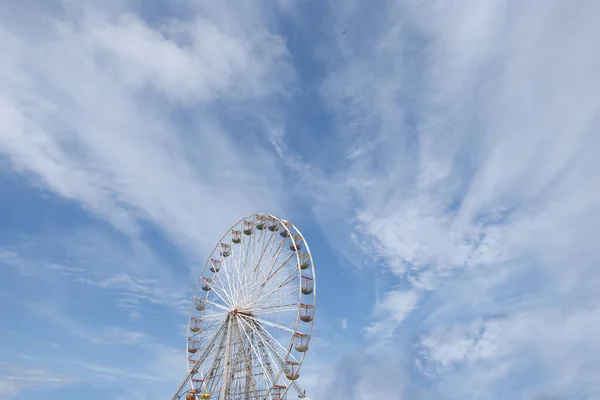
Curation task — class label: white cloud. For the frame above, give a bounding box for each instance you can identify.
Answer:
[313,351,426,400]
[316,0,600,398]
[0,364,79,400]
[79,272,191,315]
[72,11,288,103]
[0,2,316,399]
[90,327,149,346]
[63,345,188,399]
[0,0,291,258]
[28,302,154,349]
[0,251,29,275]
[366,290,419,344]
[0,231,191,317]
[3,0,600,399]
[74,362,158,381]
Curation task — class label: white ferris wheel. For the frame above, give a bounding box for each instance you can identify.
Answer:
[170,213,316,400]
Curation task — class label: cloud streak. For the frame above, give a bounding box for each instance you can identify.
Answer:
[2,0,600,399]
[316,0,600,398]
[0,1,292,258]
[0,364,79,400]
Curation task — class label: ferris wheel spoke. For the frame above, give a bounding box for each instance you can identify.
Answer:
[203,299,231,313]
[255,268,298,308]
[231,237,247,305]
[253,307,298,322]
[233,318,257,396]
[189,325,217,340]
[232,242,247,308]
[237,315,276,390]
[278,268,300,289]
[253,288,300,316]
[242,314,296,334]
[208,282,234,310]
[247,222,261,272]
[203,329,228,393]
[252,303,298,313]
[189,319,227,339]
[251,325,291,389]
[219,316,235,399]
[253,307,298,316]
[241,229,260,307]
[256,324,299,364]
[280,286,300,300]
[187,321,227,378]
[245,223,271,306]
[252,227,283,280]
[258,337,301,396]
[251,224,278,277]
[212,269,236,307]
[251,248,284,299]
[201,314,229,323]
[260,252,295,289]
[256,231,282,278]
[240,225,253,287]
[243,238,265,310]
[219,243,239,307]
[241,227,262,307]
[248,230,271,307]
[258,236,289,282]
[247,329,280,394]
[265,239,292,275]
[253,284,296,312]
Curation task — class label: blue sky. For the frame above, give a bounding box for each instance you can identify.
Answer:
[1,1,599,399]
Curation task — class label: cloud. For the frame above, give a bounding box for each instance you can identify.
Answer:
[71,362,159,382]
[340,318,348,330]
[0,230,191,318]
[77,272,191,315]
[0,364,79,400]
[313,351,426,400]
[0,0,292,258]
[315,0,600,398]
[0,250,29,275]
[0,1,322,399]
[3,0,599,399]
[70,9,289,103]
[365,290,419,344]
[27,301,153,349]
[90,327,149,346]
[61,344,187,399]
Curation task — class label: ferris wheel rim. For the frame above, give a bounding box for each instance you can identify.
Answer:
[185,212,316,400]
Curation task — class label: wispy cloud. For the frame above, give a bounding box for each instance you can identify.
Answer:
[28,301,151,348]
[2,0,599,399]
[89,327,149,346]
[0,231,190,318]
[0,364,79,400]
[0,0,291,258]
[71,362,159,382]
[75,272,191,316]
[365,290,419,345]
[340,318,348,330]
[316,0,600,398]
[0,250,30,276]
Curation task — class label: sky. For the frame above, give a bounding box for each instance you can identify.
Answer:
[1,0,599,399]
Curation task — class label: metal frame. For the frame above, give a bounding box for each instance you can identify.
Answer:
[170,213,316,400]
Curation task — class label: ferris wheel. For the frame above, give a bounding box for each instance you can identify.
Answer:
[170,213,316,400]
